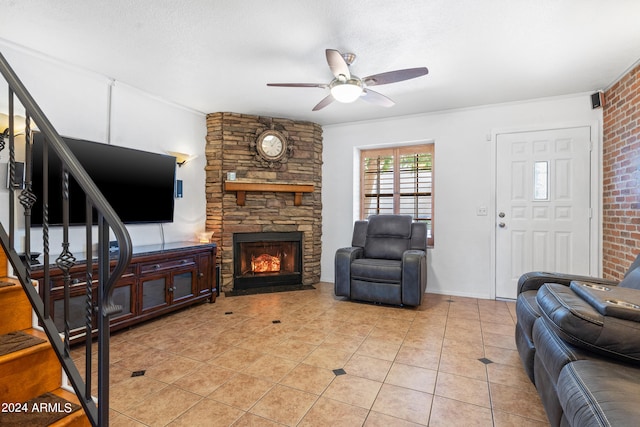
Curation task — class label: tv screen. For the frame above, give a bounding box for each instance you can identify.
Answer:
[31,132,176,226]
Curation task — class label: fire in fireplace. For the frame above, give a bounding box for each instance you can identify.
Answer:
[251,253,281,273]
[233,232,302,289]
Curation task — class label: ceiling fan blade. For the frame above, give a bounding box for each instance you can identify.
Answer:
[363,67,429,87]
[267,83,328,88]
[326,49,350,79]
[312,94,335,111]
[361,89,395,107]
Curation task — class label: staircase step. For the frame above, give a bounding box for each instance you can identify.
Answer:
[0,328,62,403]
[0,255,90,426]
[1,249,7,277]
[48,388,92,427]
[0,388,90,427]
[0,277,34,335]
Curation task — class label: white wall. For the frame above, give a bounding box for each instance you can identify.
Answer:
[0,42,207,254]
[1,41,603,298]
[321,95,602,299]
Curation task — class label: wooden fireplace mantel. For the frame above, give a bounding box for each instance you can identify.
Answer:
[224,181,314,206]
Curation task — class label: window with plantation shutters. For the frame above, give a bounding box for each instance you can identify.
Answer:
[361,144,434,246]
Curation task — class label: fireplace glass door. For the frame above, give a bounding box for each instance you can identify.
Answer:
[233,232,302,289]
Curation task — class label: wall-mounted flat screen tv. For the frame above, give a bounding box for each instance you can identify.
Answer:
[30,132,176,226]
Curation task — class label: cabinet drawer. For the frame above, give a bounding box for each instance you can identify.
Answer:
[49,266,134,289]
[140,257,196,274]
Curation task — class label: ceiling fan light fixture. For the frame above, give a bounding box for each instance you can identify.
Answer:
[267,49,429,111]
[330,78,363,103]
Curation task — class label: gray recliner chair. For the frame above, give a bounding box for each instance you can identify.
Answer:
[335,214,427,306]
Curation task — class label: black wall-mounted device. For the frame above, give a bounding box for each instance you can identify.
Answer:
[5,161,24,189]
[591,91,604,109]
[175,179,183,198]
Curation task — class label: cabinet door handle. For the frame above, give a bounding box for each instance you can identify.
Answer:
[168,287,175,292]
[180,259,187,264]
[198,272,204,278]
[153,264,161,269]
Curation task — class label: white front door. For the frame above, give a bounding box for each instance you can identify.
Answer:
[495,127,592,299]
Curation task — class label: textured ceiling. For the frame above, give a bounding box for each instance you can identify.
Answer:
[1,0,640,125]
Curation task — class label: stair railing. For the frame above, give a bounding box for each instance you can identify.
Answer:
[0,51,132,426]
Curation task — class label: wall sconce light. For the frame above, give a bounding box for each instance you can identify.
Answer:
[1,128,19,152]
[167,151,198,167]
[1,114,27,134]
[1,128,9,150]
[0,114,27,150]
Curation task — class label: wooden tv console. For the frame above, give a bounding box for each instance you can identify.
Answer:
[31,242,217,343]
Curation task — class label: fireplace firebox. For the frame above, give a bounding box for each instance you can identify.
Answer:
[233,232,303,289]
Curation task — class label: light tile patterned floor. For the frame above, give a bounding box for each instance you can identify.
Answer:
[73,282,549,426]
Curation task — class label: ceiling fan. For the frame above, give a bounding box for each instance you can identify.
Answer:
[267,49,429,111]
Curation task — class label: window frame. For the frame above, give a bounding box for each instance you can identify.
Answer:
[360,144,435,246]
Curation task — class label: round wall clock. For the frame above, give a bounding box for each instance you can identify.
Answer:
[256,130,287,162]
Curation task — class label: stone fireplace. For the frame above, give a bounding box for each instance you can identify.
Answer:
[205,112,322,293]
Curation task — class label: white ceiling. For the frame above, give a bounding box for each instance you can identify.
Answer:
[1,0,640,126]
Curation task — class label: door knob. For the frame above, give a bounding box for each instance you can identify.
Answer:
[498,222,506,228]
[498,212,505,218]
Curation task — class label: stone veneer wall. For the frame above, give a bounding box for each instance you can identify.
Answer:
[205,112,323,292]
[603,63,640,279]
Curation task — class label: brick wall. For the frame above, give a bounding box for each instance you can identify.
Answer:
[205,112,323,292]
[603,63,640,279]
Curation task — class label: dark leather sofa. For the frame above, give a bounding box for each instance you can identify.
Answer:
[515,261,640,426]
[334,214,427,306]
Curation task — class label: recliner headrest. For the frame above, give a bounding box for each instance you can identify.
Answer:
[366,215,412,238]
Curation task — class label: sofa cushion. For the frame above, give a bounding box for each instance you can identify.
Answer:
[537,283,640,364]
[557,360,640,427]
[351,258,402,283]
[533,317,596,383]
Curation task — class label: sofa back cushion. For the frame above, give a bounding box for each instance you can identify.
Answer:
[625,253,640,277]
[410,222,428,251]
[364,215,412,260]
[619,267,640,290]
[351,220,368,248]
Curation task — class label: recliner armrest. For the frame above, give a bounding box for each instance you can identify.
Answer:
[517,271,618,295]
[335,247,363,297]
[401,249,427,306]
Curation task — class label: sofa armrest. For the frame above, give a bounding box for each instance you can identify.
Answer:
[401,250,427,306]
[335,247,363,297]
[517,271,618,295]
